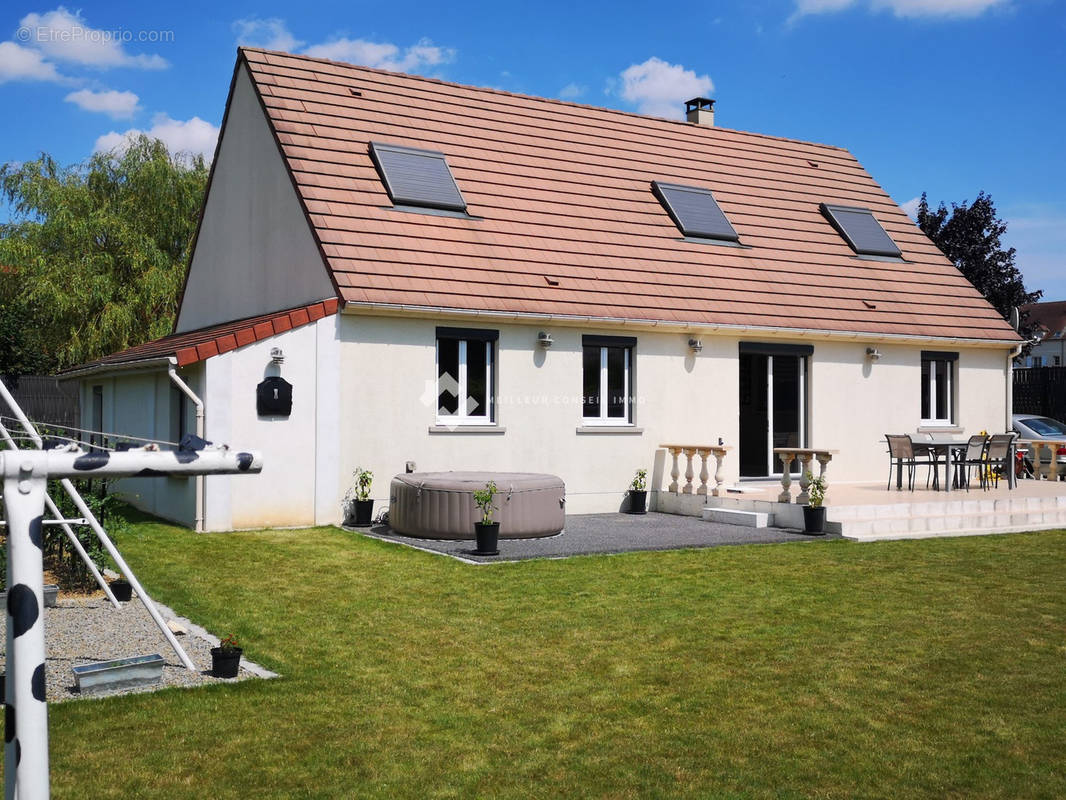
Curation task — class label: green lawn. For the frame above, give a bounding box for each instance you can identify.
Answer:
[18,518,1066,798]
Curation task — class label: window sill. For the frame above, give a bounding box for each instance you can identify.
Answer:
[428,425,505,434]
[576,425,644,435]
[917,425,963,434]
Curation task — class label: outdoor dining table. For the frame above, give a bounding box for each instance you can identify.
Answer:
[907,436,1017,492]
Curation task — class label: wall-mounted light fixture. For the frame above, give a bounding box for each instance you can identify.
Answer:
[270,347,285,365]
[865,346,882,361]
[688,337,703,353]
[537,331,554,349]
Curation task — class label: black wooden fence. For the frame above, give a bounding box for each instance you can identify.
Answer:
[1,375,81,429]
[1014,367,1066,422]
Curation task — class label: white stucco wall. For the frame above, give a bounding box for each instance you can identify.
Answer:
[202,315,338,530]
[332,313,1012,517]
[80,368,197,527]
[175,63,334,333]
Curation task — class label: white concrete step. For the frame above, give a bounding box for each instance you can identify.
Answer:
[702,507,770,528]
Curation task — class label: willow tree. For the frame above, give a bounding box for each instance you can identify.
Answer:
[0,136,208,370]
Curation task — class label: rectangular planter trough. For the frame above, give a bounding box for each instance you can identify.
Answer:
[72,654,164,694]
[0,585,58,608]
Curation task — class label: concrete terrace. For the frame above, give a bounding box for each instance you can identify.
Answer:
[698,478,1066,541]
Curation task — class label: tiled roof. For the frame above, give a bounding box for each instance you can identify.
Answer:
[239,48,1016,342]
[1023,300,1066,339]
[66,299,339,373]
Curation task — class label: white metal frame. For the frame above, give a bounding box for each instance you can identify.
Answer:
[765,355,807,477]
[582,345,633,425]
[1,444,262,800]
[436,338,494,425]
[921,356,955,426]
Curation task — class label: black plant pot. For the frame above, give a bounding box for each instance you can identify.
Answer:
[111,580,133,601]
[803,505,826,535]
[474,522,500,555]
[627,490,648,515]
[353,499,375,526]
[211,647,243,678]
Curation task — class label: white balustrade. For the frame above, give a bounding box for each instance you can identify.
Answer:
[661,444,733,497]
[772,448,837,504]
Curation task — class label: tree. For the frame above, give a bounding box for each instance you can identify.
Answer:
[0,266,52,379]
[916,191,1042,334]
[0,136,208,370]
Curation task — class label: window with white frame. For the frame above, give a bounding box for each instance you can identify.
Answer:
[582,335,635,424]
[920,351,957,425]
[436,327,496,424]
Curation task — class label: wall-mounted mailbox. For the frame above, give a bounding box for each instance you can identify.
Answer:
[257,376,293,417]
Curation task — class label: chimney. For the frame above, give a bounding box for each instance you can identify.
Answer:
[685,97,715,126]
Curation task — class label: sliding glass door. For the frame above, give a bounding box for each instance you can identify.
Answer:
[739,348,808,477]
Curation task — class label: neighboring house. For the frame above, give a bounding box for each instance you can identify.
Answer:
[1018,300,1066,368]
[65,48,1020,531]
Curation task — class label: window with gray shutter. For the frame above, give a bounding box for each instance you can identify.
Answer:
[369,142,467,212]
[652,181,739,242]
[820,203,901,257]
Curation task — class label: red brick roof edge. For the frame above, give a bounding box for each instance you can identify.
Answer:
[66,298,340,374]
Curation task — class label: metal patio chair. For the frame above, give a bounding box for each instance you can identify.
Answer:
[985,432,1018,490]
[958,434,989,491]
[886,434,937,491]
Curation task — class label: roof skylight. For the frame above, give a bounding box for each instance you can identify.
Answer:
[820,203,901,258]
[369,142,466,212]
[652,181,739,242]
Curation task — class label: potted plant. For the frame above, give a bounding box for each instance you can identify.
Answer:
[628,469,648,514]
[343,467,375,526]
[472,480,500,555]
[803,471,828,535]
[110,578,133,601]
[211,634,243,678]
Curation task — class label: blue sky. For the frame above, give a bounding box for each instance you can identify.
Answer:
[1,0,1063,300]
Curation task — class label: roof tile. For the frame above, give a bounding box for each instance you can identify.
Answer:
[238,48,1017,342]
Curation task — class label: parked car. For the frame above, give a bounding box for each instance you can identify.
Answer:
[1012,414,1066,473]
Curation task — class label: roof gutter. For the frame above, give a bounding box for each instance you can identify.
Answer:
[167,359,206,533]
[59,356,176,381]
[339,300,1022,349]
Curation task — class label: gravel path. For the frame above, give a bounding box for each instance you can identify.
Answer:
[1,595,274,703]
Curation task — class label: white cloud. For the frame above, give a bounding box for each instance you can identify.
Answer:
[0,41,63,83]
[18,7,167,69]
[793,0,1006,19]
[618,57,713,119]
[94,113,219,160]
[559,82,586,100]
[64,88,139,118]
[303,36,456,73]
[232,18,304,52]
[900,195,922,219]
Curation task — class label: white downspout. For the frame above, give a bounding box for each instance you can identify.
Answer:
[168,360,206,532]
[1007,342,1024,432]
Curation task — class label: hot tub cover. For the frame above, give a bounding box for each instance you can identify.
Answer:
[389,471,565,539]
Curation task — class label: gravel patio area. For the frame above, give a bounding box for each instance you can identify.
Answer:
[1,594,276,703]
[357,511,833,563]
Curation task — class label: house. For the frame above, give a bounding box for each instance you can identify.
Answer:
[1018,300,1066,368]
[65,48,1021,531]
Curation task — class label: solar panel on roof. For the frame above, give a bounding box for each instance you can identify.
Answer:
[369,142,467,212]
[820,203,901,258]
[652,181,739,242]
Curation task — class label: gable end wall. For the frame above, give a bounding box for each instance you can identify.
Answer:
[176,62,335,333]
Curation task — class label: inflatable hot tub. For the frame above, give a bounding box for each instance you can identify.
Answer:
[389,472,565,539]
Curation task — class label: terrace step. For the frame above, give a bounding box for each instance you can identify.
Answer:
[835,505,1066,541]
[702,508,770,528]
